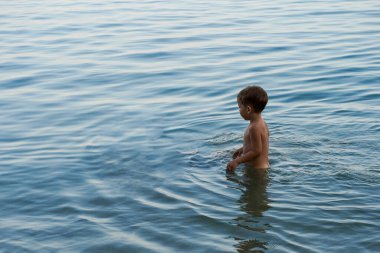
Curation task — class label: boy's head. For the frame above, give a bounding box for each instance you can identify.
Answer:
[237,86,268,113]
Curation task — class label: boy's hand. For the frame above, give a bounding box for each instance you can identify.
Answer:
[227,160,239,171]
[232,148,243,159]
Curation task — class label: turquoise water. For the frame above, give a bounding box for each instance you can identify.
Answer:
[1,0,380,252]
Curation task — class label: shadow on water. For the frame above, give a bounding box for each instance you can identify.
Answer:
[226,167,271,253]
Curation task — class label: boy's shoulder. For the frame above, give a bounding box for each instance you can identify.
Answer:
[247,122,260,133]
[248,119,267,131]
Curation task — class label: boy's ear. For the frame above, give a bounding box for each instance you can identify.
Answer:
[247,105,252,113]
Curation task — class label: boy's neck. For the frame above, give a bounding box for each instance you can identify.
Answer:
[249,112,262,123]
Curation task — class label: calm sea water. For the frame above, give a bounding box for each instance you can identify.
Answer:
[1,0,379,252]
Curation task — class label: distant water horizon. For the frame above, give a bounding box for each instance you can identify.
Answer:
[1,0,379,252]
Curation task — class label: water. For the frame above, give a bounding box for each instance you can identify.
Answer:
[1,0,379,252]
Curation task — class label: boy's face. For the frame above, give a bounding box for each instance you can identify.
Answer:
[237,99,251,120]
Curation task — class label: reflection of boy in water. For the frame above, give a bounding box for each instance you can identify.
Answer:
[240,168,270,217]
[227,86,269,171]
[232,168,270,252]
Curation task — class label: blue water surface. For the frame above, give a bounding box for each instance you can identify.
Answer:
[1,0,379,252]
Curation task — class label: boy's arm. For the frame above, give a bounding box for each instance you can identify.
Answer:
[232,146,244,159]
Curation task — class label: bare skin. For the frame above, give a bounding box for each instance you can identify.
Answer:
[227,101,269,171]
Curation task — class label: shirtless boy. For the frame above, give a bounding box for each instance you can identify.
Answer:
[227,86,269,171]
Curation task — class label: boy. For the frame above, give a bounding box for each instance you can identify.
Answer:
[227,86,269,171]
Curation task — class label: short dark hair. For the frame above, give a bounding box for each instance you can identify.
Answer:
[237,86,268,113]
